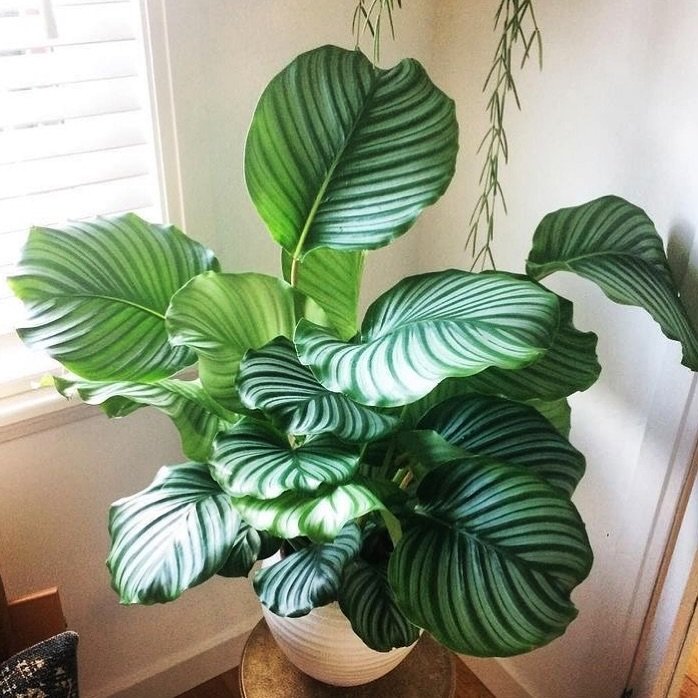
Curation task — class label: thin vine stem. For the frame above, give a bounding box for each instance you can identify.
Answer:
[466,0,542,270]
[352,0,402,65]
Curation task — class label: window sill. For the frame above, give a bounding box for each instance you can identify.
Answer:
[0,388,97,444]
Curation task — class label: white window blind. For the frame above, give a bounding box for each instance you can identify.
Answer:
[0,0,163,399]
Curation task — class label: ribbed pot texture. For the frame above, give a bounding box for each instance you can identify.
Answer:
[262,603,418,686]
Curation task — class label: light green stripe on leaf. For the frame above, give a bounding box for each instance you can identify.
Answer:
[245,45,458,256]
[296,270,559,407]
[9,214,218,381]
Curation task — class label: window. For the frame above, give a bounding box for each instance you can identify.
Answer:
[0,0,164,408]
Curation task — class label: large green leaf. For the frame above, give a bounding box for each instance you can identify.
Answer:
[527,195,698,369]
[217,524,281,578]
[237,338,398,442]
[233,479,383,543]
[54,377,233,462]
[8,215,217,381]
[254,523,361,617]
[282,248,364,340]
[296,270,559,407]
[462,296,600,401]
[338,558,420,651]
[245,45,458,257]
[419,394,585,494]
[166,272,295,409]
[108,462,240,604]
[388,458,593,656]
[211,418,361,499]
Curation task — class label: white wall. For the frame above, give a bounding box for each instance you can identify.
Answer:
[424,2,698,697]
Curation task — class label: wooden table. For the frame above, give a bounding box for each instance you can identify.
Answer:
[239,620,456,698]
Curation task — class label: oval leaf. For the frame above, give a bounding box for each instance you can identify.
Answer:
[9,215,218,381]
[296,270,559,407]
[419,394,585,494]
[254,523,361,617]
[166,272,295,409]
[339,559,420,651]
[527,195,698,369]
[245,45,458,256]
[211,418,361,499]
[463,296,600,401]
[238,337,398,442]
[107,462,240,604]
[55,376,233,462]
[233,479,383,543]
[388,457,593,656]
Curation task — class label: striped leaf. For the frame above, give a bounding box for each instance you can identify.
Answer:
[245,45,458,257]
[296,270,560,407]
[54,377,233,462]
[211,418,361,499]
[282,248,364,340]
[338,559,420,651]
[233,479,383,543]
[166,272,296,409]
[9,215,217,381]
[107,462,240,604]
[419,394,585,494]
[526,398,572,437]
[388,458,593,656]
[217,524,281,578]
[237,338,398,442]
[462,296,600,401]
[254,523,361,617]
[527,195,698,370]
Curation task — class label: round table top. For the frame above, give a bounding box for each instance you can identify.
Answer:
[239,619,456,698]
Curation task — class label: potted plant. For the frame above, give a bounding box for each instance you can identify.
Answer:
[8,44,698,686]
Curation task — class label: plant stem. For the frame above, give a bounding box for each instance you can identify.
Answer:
[466,0,542,270]
[352,0,402,65]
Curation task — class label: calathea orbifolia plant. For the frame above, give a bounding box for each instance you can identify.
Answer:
[9,45,698,657]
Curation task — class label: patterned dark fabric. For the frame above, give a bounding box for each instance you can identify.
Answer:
[0,631,78,697]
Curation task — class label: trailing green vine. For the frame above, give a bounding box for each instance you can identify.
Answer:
[468,0,542,270]
[352,0,402,65]
[350,1,541,269]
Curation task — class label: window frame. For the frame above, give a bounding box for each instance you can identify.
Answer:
[0,0,183,438]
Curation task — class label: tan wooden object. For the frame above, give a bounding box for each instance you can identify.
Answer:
[239,619,456,698]
[0,575,66,661]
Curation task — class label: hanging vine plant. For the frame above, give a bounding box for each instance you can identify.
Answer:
[353,0,542,269]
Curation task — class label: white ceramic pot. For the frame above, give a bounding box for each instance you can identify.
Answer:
[262,602,418,686]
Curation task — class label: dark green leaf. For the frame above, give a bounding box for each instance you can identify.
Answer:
[339,559,420,651]
[107,462,240,604]
[254,523,361,617]
[245,45,458,256]
[527,195,698,369]
[419,394,585,494]
[237,337,398,442]
[217,524,281,578]
[388,457,593,656]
